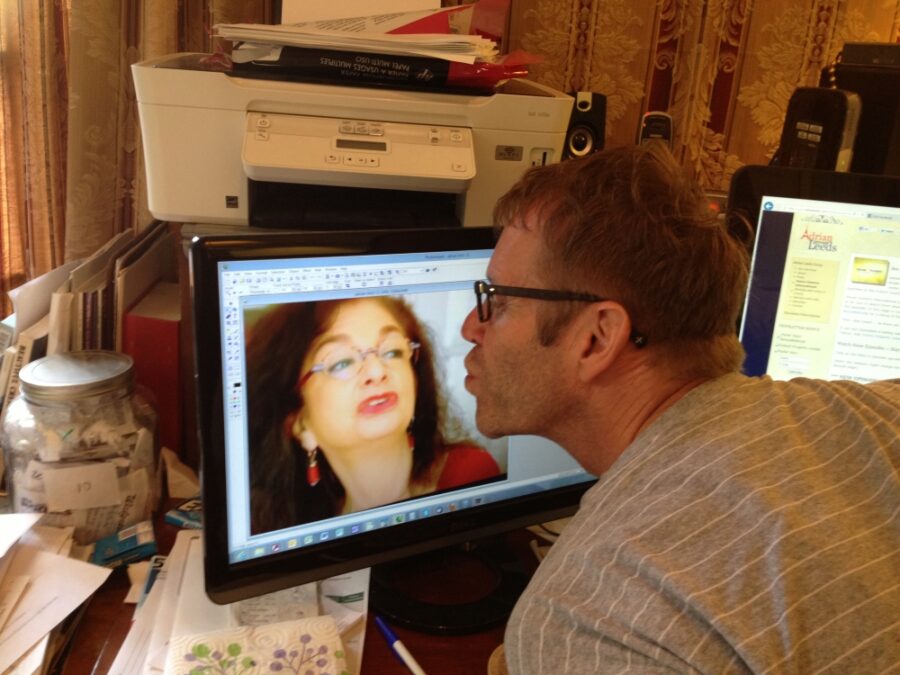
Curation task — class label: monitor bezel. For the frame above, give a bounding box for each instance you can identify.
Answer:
[190,227,596,604]
[727,165,900,238]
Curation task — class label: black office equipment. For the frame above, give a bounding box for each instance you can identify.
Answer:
[563,91,606,160]
[770,87,860,171]
[637,111,673,149]
[821,42,900,176]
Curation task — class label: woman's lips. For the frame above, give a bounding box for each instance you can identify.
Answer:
[357,391,399,415]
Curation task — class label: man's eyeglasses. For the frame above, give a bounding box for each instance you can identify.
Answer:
[299,337,420,387]
[473,280,647,347]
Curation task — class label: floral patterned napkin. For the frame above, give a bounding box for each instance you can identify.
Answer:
[164,615,348,675]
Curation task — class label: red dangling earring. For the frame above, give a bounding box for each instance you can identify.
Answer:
[306,448,320,487]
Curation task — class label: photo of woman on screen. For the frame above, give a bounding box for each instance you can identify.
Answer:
[245,296,502,534]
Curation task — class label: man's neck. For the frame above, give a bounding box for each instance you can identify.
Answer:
[554,360,710,476]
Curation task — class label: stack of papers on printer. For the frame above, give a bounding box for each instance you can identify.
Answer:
[217,24,496,63]
[214,7,498,64]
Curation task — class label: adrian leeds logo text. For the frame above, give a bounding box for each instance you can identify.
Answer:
[800,227,838,251]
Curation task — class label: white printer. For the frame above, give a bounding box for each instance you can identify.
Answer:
[132,53,574,228]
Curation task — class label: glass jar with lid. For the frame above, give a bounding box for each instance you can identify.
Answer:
[1,350,158,545]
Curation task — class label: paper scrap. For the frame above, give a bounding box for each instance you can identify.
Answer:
[0,576,29,633]
[18,525,75,556]
[0,546,111,673]
[280,0,438,24]
[170,535,233,641]
[233,581,318,627]
[142,530,203,673]
[0,514,41,559]
[125,560,152,604]
[4,634,48,675]
[162,447,200,499]
[43,461,122,511]
[319,568,369,675]
[108,566,166,674]
[6,259,81,338]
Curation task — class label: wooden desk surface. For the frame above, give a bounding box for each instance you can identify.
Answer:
[59,516,536,674]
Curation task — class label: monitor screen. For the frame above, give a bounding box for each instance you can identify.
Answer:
[731,166,900,381]
[189,227,596,605]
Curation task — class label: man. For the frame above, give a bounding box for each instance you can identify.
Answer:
[461,143,900,673]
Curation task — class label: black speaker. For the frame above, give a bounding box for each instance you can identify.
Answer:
[563,92,607,160]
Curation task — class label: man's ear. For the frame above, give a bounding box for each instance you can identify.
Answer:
[574,302,633,382]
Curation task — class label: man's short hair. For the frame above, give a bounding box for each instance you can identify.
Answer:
[493,143,750,379]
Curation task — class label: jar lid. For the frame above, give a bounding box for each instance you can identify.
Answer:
[19,350,134,402]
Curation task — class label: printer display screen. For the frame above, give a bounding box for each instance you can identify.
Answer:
[336,138,388,152]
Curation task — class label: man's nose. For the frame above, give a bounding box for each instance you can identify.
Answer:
[461,306,484,344]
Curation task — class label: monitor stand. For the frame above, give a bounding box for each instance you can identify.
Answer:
[369,533,531,635]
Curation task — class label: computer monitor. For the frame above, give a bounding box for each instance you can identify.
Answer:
[189,227,595,630]
[730,166,900,380]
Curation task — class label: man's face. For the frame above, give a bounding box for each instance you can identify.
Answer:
[461,225,570,439]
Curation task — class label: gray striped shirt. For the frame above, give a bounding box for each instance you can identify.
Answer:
[506,373,900,674]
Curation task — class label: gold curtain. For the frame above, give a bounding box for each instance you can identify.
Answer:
[507,0,900,190]
[0,0,271,316]
[0,2,68,315]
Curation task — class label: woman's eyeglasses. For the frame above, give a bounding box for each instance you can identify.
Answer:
[473,279,647,347]
[299,337,420,386]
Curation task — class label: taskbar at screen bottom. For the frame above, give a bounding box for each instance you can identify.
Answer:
[228,471,594,564]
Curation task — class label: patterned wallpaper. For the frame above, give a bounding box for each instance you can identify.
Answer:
[506,0,900,190]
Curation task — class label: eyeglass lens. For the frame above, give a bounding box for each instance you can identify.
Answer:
[319,336,416,380]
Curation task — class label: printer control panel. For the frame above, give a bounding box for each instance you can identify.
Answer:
[242,112,476,193]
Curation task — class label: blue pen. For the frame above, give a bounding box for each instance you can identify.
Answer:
[374,614,427,675]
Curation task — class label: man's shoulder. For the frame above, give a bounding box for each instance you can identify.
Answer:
[780,376,900,413]
[658,374,900,426]
[862,377,900,398]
